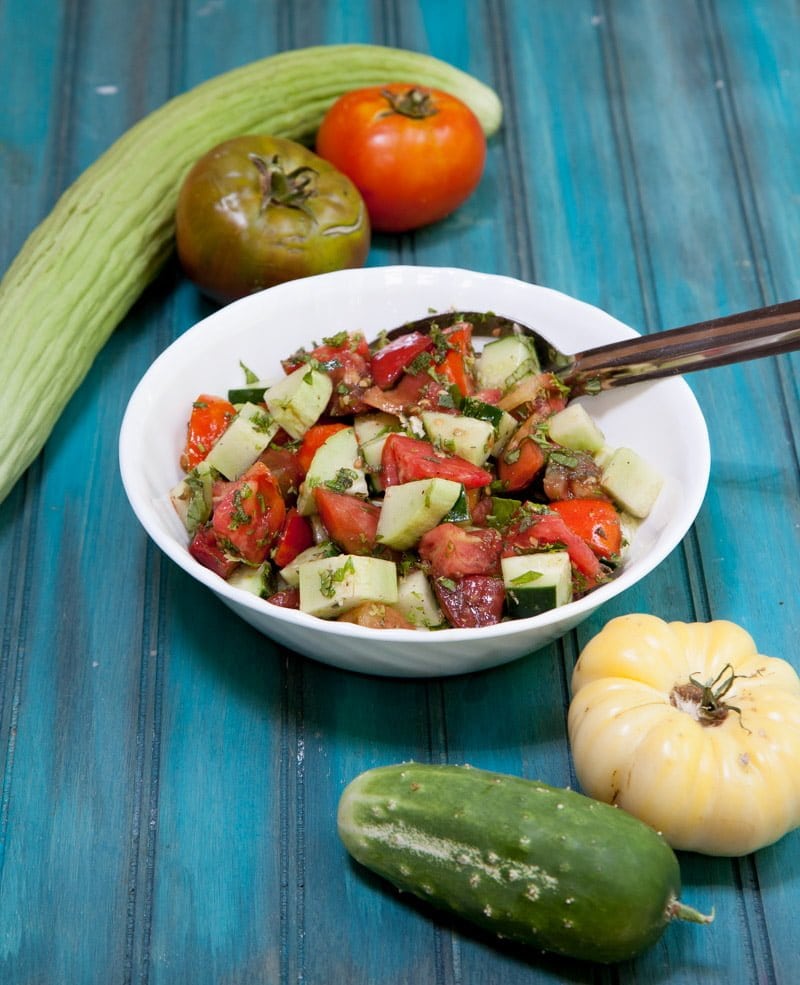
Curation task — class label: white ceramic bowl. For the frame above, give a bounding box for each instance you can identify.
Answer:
[119,266,710,677]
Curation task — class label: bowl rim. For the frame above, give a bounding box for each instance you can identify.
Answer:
[119,265,711,650]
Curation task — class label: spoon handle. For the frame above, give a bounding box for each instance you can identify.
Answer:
[567,298,800,394]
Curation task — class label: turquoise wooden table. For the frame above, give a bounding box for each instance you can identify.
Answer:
[2,1,799,982]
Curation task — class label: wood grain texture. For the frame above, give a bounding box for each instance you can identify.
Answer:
[1,0,799,982]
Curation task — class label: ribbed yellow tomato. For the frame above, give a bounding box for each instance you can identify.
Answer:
[568,614,800,856]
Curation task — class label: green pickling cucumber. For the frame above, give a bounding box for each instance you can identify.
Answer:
[337,763,712,964]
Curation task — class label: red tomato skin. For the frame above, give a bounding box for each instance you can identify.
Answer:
[271,508,314,568]
[257,446,304,501]
[181,394,236,471]
[267,587,301,609]
[361,371,448,417]
[316,84,487,233]
[371,332,433,389]
[188,526,240,579]
[313,487,380,555]
[550,499,622,559]
[418,523,503,580]
[212,461,286,565]
[433,574,505,628]
[503,511,603,584]
[436,324,475,397]
[381,433,492,490]
[496,415,547,492]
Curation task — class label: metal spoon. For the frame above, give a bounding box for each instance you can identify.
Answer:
[386,298,800,396]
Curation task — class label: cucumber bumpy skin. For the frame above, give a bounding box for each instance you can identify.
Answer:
[0,44,502,506]
[338,763,712,964]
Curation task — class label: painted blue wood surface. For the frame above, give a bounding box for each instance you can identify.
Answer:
[1,1,799,982]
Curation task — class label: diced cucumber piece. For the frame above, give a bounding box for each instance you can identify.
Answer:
[297,426,369,515]
[396,568,445,629]
[227,380,273,404]
[279,541,340,587]
[460,397,518,457]
[228,561,273,598]
[501,551,573,618]
[298,554,398,619]
[376,478,462,550]
[264,365,332,439]
[354,412,402,493]
[169,459,216,535]
[475,335,540,391]
[547,402,606,453]
[600,447,664,519]
[441,484,470,524]
[203,402,279,480]
[421,411,495,466]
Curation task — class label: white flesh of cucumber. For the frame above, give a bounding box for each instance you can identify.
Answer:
[169,459,216,534]
[278,541,340,588]
[375,478,462,550]
[475,335,540,391]
[396,568,445,629]
[296,426,369,515]
[547,402,606,453]
[298,554,398,619]
[264,365,333,439]
[203,402,279,479]
[600,447,664,518]
[421,411,495,466]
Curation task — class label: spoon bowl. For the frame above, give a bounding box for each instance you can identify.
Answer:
[387,299,800,395]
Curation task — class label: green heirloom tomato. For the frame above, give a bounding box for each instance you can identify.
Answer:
[175,135,370,303]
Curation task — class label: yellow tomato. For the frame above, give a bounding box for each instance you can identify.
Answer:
[568,614,800,856]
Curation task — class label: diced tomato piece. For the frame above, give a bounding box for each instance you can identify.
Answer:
[361,370,448,417]
[496,415,547,492]
[258,446,304,500]
[212,461,286,565]
[267,587,301,609]
[188,526,240,579]
[503,510,603,584]
[371,331,433,389]
[337,602,416,630]
[296,422,350,475]
[314,487,380,555]
[435,323,475,397]
[433,574,505,628]
[418,523,503,580]
[271,507,315,568]
[550,499,622,559]
[181,393,236,471]
[472,387,503,405]
[381,433,492,489]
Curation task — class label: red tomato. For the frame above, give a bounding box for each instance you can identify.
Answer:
[337,602,415,629]
[496,415,547,492]
[296,423,350,475]
[212,461,286,565]
[435,323,475,397]
[433,574,505,628]
[188,525,240,579]
[550,499,622,559]
[316,84,487,233]
[314,487,381,555]
[381,433,493,490]
[370,331,433,389]
[503,510,603,584]
[418,523,503,580]
[181,394,236,471]
[258,446,305,500]
[271,507,314,568]
[267,587,300,609]
[362,370,448,417]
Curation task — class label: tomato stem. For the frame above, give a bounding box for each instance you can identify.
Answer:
[670,663,749,729]
[248,153,317,219]
[380,86,439,119]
